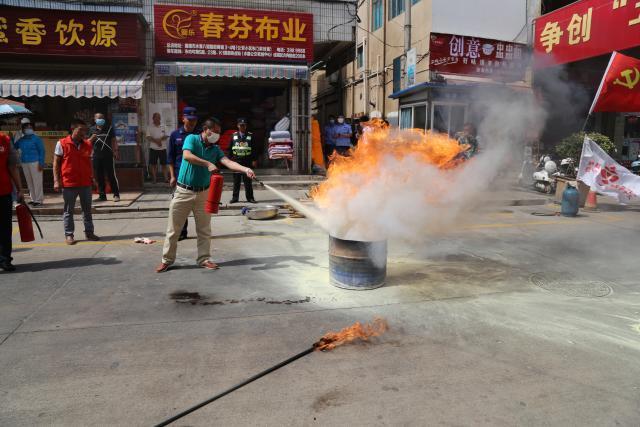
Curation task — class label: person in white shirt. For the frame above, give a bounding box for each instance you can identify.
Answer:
[146,112,169,183]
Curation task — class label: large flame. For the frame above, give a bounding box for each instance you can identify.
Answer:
[313,317,389,351]
[312,121,466,209]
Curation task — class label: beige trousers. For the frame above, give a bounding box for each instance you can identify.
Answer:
[162,186,211,265]
[22,162,44,204]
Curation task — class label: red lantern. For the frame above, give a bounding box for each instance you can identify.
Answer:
[205,174,224,214]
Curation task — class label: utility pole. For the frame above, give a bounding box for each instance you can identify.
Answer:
[403,0,412,88]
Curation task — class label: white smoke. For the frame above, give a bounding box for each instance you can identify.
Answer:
[315,88,547,243]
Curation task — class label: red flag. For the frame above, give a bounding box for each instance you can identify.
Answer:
[590,52,640,114]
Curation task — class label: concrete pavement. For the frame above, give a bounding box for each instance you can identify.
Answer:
[1,200,639,426]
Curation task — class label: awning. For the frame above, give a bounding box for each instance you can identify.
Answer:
[0,71,148,99]
[155,61,309,80]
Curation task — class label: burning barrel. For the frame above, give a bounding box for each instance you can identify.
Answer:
[329,236,387,290]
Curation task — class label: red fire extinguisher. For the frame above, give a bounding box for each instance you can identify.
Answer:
[205,174,224,214]
[16,203,43,242]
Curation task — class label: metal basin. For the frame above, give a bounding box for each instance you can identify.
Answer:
[244,205,279,220]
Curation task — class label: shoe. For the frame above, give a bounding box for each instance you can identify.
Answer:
[31,202,42,207]
[200,260,219,270]
[94,196,107,202]
[1,262,16,272]
[66,235,77,245]
[178,233,188,241]
[113,196,121,202]
[229,198,239,204]
[27,201,35,205]
[156,262,171,273]
[247,199,257,204]
[85,232,100,241]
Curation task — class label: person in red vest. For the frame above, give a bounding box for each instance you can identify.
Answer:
[0,132,24,271]
[53,119,100,245]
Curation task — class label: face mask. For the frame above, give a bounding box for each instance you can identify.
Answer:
[329,119,335,124]
[207,132,220,144]
[337,118,345,124]
[24,128,34,135]
[95,119,106,126]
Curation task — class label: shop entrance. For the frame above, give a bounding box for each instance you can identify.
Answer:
[177,78,290,169]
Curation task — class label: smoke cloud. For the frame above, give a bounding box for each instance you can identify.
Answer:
[312,87,547,244]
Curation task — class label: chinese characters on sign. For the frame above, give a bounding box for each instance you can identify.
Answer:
[535,0,640,67]
[429,33,528,81]
[154,5,313,63]
[0,6,142,60]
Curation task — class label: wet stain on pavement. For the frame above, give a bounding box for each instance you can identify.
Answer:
[312,389,347,412]
[170,291,311,306]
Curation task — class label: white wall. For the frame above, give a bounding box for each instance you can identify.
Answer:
[432,0,528,43]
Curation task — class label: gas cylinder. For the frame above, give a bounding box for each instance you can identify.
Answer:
[205,174,224,214]
[561,183,579,217]
[16,203,35,242]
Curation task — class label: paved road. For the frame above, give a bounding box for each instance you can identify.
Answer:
[1,202,639,426]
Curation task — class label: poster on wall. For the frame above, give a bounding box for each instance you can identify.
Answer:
[112,113,138,146]
[147,103,176,135]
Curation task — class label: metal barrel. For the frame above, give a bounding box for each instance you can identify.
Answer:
[329,235,387,290]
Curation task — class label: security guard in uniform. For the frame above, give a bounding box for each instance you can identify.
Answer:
[229,118,257,203]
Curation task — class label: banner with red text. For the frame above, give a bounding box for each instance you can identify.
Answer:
[154,5,313,63]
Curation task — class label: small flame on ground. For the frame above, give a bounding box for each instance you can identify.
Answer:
[313,317,389,351]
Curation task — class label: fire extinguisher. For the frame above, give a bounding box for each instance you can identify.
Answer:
[16,203,43,243]
[205,173,224,214]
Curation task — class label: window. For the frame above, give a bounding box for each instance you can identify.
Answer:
[372,0,384,31]
[400,103,428,130]
[389,0,421,20]
[431,102,467,136]
[357,44,364,70]
[392,55,402,94]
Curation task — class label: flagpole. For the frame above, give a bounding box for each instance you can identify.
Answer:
[587,51,617,117]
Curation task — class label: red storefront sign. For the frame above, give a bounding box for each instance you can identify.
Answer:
[429,33,528,81]
[0,6,144,61]
[154,5,313,63]
[534,0,640,67]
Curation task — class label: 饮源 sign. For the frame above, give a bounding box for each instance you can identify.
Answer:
[534,0,640,67]
[154,4,313,63]
[429,33,528,81]
[0,6,144,61]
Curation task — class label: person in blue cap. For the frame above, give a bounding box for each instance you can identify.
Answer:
[167,106,200,240]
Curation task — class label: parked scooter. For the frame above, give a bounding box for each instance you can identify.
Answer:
[532,155,558,194]
[558,157,577,177]
[631,155,640,175]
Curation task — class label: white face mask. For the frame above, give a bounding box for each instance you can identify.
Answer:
[24,128,34,135]
[207,132,220,144]
[337,118,345,124]
[329,119,335,124]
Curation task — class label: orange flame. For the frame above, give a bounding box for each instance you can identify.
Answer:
[313,317,389,351]
[312,120,466,207]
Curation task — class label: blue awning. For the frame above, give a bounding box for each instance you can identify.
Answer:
[389,82,445,99]
[155,61,309,80]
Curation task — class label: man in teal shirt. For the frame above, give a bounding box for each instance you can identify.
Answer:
[157,117,256,272]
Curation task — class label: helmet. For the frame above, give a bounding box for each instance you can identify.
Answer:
[544,160,558,175]
[20,117,31,125]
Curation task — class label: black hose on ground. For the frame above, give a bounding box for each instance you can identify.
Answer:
[153,346,315,427]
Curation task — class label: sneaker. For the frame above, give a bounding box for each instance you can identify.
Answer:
[178,233,188,241]
[1,261,16,272]
[94,196,107,202]
[27,201,35,205]
[66,235,77,245]
[200,260,219,270]
[85,232,100,241]
[31,202,42,207]
[156,262,170,273]
[229,198,239,204]
[113,196,121,202]
[247,199,257,204]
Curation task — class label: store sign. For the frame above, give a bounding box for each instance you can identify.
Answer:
[406,48,416,87]
[534,0,640,67]
[429,33,528,81]
[154,5,313,63]
[0,6,143,61]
